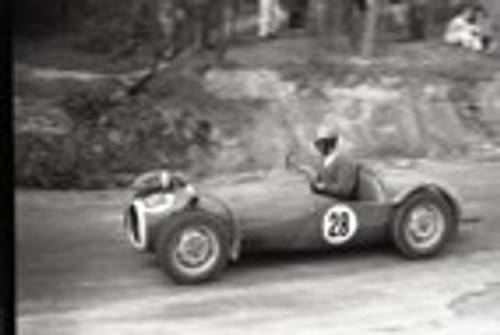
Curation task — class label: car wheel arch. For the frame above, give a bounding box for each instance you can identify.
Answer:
[390,184,459,258]
[172,195,242,262]
[394,184,460,221]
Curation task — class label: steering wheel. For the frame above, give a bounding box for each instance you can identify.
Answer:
[285,152,316,184]
[132,170,190,196]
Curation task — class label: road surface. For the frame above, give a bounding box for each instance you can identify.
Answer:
[16,160,500,335]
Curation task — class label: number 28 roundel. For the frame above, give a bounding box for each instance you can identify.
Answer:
[322,204,358,245]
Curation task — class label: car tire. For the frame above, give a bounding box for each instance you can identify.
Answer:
[155,210,230,284]
[392,190,457,259]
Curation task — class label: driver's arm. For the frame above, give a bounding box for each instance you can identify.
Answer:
[311,156,356,197]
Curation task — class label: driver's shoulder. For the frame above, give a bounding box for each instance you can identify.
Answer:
[336,152,359,167]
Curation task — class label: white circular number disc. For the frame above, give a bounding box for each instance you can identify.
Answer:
[322,204,358,245]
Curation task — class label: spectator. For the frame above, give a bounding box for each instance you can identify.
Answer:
[444,5,490,52]
[258,0,287,38]
[287,0,309,30]
[388,0,409,27]
[408,0,427,40]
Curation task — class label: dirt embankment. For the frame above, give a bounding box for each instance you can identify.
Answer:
[204,66,500,170]
[13,41,500,189]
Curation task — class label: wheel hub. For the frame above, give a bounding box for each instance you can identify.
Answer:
[406,204,445,250]
[175,228,214,268]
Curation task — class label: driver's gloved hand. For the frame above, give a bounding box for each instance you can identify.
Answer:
[311,181,325,194]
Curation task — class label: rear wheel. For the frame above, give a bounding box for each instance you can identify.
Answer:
[392,190,457,259]
[155,210,230,284]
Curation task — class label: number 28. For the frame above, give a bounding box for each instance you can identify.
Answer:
[328,211,350,237]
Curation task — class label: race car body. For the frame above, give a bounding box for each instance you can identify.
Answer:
[124,161,467,284]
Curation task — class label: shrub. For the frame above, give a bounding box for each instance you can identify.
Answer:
[15,133,80,189]
[57,81,119,126]
[15,70,236,189]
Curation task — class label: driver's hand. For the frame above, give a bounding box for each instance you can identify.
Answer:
[311,179,327,194]
[313,182,324,190]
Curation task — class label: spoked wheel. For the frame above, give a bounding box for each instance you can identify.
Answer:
[392,190,457,259]
[156,210,230,284]
[172,226,220,276]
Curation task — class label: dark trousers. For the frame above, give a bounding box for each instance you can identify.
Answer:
[408,4,426,40]
[288,0,309,29]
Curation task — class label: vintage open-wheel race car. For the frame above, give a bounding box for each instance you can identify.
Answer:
[123,155,471,284]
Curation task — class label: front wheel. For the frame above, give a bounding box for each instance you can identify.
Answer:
[155,210,230,284]
[392,190,457,259]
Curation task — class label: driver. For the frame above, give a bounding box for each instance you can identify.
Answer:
[311,125,359,200]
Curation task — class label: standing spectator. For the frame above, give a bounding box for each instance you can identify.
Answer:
[258,0,287,38]
[388,0,409,27]
[386,0,410,41]
[287,0,309,30]
[408,0,428,40]
[157,0,187,58]
[175,0,230,55]
[343,0,367,50]
[188,0,211,50]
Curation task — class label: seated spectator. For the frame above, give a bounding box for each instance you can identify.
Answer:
[444,6,492,52]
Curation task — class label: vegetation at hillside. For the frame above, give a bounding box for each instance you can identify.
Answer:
[13,0,500,189]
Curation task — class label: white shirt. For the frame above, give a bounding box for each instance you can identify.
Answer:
[445,15,481,44]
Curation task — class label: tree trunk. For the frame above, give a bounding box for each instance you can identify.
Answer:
[308,0,330,35]
[407,0,428,41]
[361,0,382,57]
[308,0,365,51]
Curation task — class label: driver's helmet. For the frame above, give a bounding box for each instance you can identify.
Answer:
[314,124,339,155]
